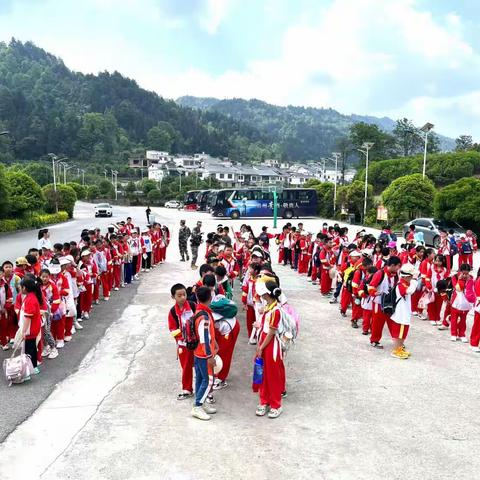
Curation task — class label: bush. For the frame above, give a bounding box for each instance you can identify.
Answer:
[67,182,87,200]
[5,170,45,216]
[0,211,69,233]
[42,184,77,218]
[147,189,163,205]
[87,185,100,200]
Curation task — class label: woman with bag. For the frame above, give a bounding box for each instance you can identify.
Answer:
[254,280,285,419]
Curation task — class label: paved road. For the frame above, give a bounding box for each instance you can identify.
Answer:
[1,214,480,479]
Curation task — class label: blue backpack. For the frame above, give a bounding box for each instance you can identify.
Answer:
[461,241,473,255]
[449,236,458,255]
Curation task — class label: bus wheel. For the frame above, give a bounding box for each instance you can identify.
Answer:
[230,210,240,219]
[284,209,294,219]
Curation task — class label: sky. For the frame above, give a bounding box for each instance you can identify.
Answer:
[0,0,480,139]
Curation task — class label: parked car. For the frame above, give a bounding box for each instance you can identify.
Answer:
[164,200,181,209]
[94,203,113,217]
[402,218,468,248]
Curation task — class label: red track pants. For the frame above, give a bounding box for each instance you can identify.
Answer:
[101,273,110,299]
[216,321,240,381]
[370,303,391,343]
[259,339,284,410]
[427,293,443,322]
[80,284,93,314]
[450,307,468,338]
[51,315,65,341]
[340,288,352,313]
[362,309,372,333]
[471,312,480,347]
[177,345,194,392]
[113,265,122,289]
[320,268,332,295]
[246,305,256,338]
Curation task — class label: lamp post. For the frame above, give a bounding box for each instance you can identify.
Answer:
[357,142,375,221]
[48,153,67,212]
[63,163,74,185]
[332,152,341,215]
[420,122,434,179]
[111,170,118,201]
[80,169,85,186]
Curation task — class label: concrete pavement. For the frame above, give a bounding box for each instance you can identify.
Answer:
[1,214,480,479]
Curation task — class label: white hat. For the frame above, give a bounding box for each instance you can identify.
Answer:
[349,250,361,257]
[59,257,70,266]
[400,263,415,276]
[63,255,75,264]
[80,249,91,257]
[361,248,373,257]
[255,280,269,296]
[251,250,264,258]
[49,263,61,274]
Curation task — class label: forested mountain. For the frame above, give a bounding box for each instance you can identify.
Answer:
[0,40,279,165]
[177,96,455,158]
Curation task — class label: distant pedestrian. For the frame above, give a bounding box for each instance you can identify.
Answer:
[178,220,191,262]
[146,206,151,223]
[190,221,203,269]
[37,229,52,251]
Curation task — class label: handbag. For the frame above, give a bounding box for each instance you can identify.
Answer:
[418,290,434,310]
[3,344,34,386]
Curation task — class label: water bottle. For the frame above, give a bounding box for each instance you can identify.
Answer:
[252,357,264,390]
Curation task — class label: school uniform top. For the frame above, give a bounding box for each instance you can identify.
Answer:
[37,237,52,250]
[194,304,216,359]
[451,274,475,311]
[41,280,61,313]
[474,278,480,313]
[19,292,42,339]
[424,266,450,291]
[260,302,282,361]
[168,301,195,347]
[368,267,399,306]
[391,278,418,326]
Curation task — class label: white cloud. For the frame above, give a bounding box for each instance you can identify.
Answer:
[200,0,233,34]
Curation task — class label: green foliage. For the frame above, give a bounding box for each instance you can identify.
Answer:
[0,163,10,217]
[5,170,45,215]
[21,162,52,186]
[139,179,158,195]
[86,185,100,200]
[0,211,68,232]
[42,184,77,218]
[304,179,335,218]
[147,122,178,151]
[337,180,373,221]
[382,174,436,222]
[392,118,423,157]
[434,178,480,230]
[124,181,137,200]
[349,122,397,162]
[147,189,163,204]
[357,151,480,194]
[455,135,473,152]
[66,182,87,200]
[98,179,114,198]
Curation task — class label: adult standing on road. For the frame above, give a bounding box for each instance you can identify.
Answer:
[179,220,191,262]
[146,206,151,224]
[37,229,52,251]
[190,221,203,270]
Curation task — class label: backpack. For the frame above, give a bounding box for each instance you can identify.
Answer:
[259,232,269,247]
[461,241,473,255]
[3,347,34,386]
[169,301,197,330]
[183,310,209,351]
[344,265,356,293]
[449,236,458,255]
[381,275,400,315]
[276,306,298,352]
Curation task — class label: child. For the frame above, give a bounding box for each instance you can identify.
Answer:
[359,266,377,335]
[424,254,449,326]
[39,269,60,359]
[242,262,262,342]
[389,263,418,359]
[471,268,480,353]
[450,264,475,342]
[254,280,285,419]
[168,284,196,400]
[191,286,218,421]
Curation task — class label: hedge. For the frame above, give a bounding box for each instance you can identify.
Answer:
[0,211,69,233]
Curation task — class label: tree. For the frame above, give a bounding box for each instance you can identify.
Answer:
[392,118,423,157]
[348,122,397,163]
[98,179,114,198]
[147,122,177,152]
[304,179,335,218]
[455,135,473,152]
[5,170,45,216]
[22,162,52,186]
[86,185,100,201]
[382,174,436,222]
[434,178,480,229]
[337,180,373,221]
[140,179,158,195]
[335,136,353,184]
[147,189,163,204]
[42,184,77,218]
[0,163,10,218]
[125,181,136,200]
[66,182,87,200]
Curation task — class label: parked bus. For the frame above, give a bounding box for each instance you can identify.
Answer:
[196,190,212,211]
[210,188,318,219]
[184,190,200,211]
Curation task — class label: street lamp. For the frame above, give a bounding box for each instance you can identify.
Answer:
[111,170,118,201]
[420,122,434,179]
[332,152,341,215]
[357,142,375,221]
[63,163,74,185]
[80,169,86,186]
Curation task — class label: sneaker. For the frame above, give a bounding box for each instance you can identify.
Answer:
[2,344,10,351]
[340,310,347,318]
[202,404,217,415]
[104,297,110,301]
[56,340,65,349]
[401,346,412,357]
[82,312,90,320]
[191,406,210,421]
[471,346,480,353]
[206,394,216,404]
[430,321,438,326]
[213,379,228,391]
[48,348,59,359]
[42,345,52,357]
[361,331,369,335]
[391,348,408,359]
[329,297,338,304]
[177,391,193,401]
[248,339,257,345]
[64,335,72,342]
[418,313,427,321]
[33,367,40,375]
[268,407,283,419]
[460,337,468,343]
[74,320,83,330]
[94,300,100,305]
[370,341,384,349]
[255,404,268,416]
[180,258,185,262]
[351,320,359,329]
[71,326,76,335]
[141,269,146,272]
[191,265,198,270]
[450,336,458,341]
[114,287,119,291]
[438,325,448,331]
[134,275,139,280]
[311,281,318,285]
[281,391,288,398]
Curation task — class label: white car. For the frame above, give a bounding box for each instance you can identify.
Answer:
[94,203,113,217]
[164,200,181,209]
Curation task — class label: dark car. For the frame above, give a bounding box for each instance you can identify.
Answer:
[402,218,469,248]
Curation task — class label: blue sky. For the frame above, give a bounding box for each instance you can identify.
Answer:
[1,0,480,139]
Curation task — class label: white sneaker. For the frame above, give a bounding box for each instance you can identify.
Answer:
[42,345,52,357]
[202,404,217,415]
[71,326,76,334]
[268,407,283,419]
[121,283,126,288]
[74,320,83,330]
[114,287,119,291]
[191,406,211,421]
[94,300,99,305]
[83,312,90,320]
[460,337,468,343]
[104,297,110,301]
[256,404,268,416]
[450,336,457,342]
[141,269,146,272]
[64,335,72,342]
[471,346,480,353]
[2,344,10,351]
[48,348,59,359]
[430,321,438,326]
[134,275,139,280]
[212,379,228,391]
[56,340,65,349]
[206,394,216,404]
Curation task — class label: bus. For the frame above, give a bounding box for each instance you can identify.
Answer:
[184,190,200,211]
[196,190,212,211]
[210,188,318,219]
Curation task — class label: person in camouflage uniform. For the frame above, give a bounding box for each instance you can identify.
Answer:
[190,221,203,269]
[178,220,191,262]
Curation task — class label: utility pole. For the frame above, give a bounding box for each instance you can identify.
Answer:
[111,170,118,201]
[358,142,375,221]
[420,122,434,179]
[332,152,341,215]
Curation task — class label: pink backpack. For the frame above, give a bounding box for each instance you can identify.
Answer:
[3,346,34,386]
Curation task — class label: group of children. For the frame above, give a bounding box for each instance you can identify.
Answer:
[0,218,170,378]
[169,223,291,420]
[278,221,480,359]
